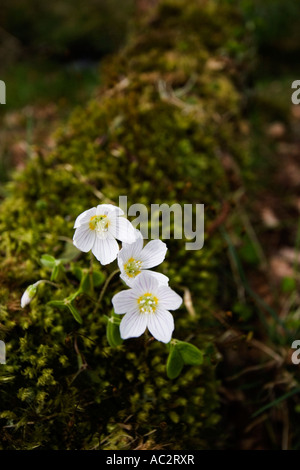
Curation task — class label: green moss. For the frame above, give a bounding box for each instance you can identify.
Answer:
[0,0,252,449]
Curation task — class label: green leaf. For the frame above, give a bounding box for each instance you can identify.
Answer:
[71,266,83,281]
[79,271,93,295]
[239,239,260,266]
[92,271,105,287]
[59,243,80,263]
[176,341,203,365]
[77,270,105,295]
[48,296,82,324]
[67,291,81,302]
[50,265,59,281]
[166,344,184,379]
[50,262,65,282]
[40,254,56,268]
[67,303,83,324]
[106,319,123,347]
[281,277,296,293]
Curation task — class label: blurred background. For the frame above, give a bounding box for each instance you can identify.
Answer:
[1,0,300,182]
[0,0,136,181]
[1,0,300,450]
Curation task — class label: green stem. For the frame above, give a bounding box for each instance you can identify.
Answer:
[41,280,59,288]
[98,269,120,304]
[92,269,120,313]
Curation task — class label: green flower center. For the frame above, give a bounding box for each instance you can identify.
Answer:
[89,215,109,233]
[137,292,158,315]
[124,257,142,278]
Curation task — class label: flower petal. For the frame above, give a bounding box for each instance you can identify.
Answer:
[112,289,137,314]
[118,235,143,267]
[146,270,169,286]
[96,204,124,216]
[131,271,160,296]
[120,311,147,340]
[21,290,31,308]
[140,240,167,268]
[147,308,174,343]
[119,272,136,288]
[74,207,96,228]
[110,216,137,244]
[92,235,119,265]
[73,224,96,252]
[157,285,182,310]
[121,229,144,251]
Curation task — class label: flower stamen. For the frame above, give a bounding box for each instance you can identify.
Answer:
[124,257,142,278]
[137,292,158,315]
[89,214,109,234]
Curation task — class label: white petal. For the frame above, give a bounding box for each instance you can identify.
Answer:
[147,270,169,286]
[147,308,174,343]
[117,252,125,271]
[118,237,142,266]
[73,224,96,252]
[119,272,136,288]
[112,289,137,314]
[122,229,144,251]
[157,285,182,310]
[74,207,96,228]
[120,311,147,339]
[20,281,41,308]
[131,271,159,296]
[140,240,167,268]
[110,217,137,244]
[21,290,31,308]
[120,269,169,288]
[96,204,124,216]
[92,235,119,265]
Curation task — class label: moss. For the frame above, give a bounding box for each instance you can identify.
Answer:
[0,0,252,449]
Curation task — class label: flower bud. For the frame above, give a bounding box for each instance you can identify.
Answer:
[21,281,41,308]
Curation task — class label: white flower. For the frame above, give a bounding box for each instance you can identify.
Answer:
[21,281,41,308]
[118,230,169,287]
[112,271,182,343]
[73,204,137,265]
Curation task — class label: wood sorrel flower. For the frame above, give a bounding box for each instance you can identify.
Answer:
[117,230,169,287]
[21,281,42,308]
[112,271,182,343]
[73,204,137,265]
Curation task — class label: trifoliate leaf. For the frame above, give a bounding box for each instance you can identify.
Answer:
[48,298,82,324]
[106,319,123,347]
[59,242,80,263]
[67,303,83,324]
[79,271,93,295]
[71,265,83,281]
[50,262,65,282]
[176,341,203,365]
[40,254,56,268]
[92,271,105,287]
[166,344,184,379]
